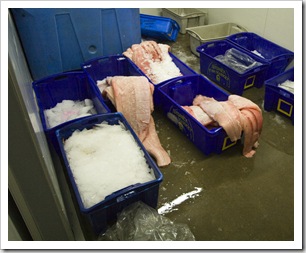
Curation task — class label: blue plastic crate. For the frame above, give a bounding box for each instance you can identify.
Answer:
[55,112,163,235]
[196,40,269,95]
[82,54,197,110]
[140,14,180,42]
[129,51,198,107]
[82,55,146,112]
[155,74,239,155]
[11,8,141,80]
[227,32,294,79]
[264,67,294,124]
[32,71,110,154]
[82,55,144,82]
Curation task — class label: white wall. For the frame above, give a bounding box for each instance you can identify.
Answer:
[140,8,162,16]
[140,8,294,52]
[199,8,294,52]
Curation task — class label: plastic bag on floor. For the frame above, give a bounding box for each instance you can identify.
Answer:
[99,201,195,241]
[215,48,262,74]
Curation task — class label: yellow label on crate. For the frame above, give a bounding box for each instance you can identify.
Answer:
[222,136,237,150]
[277,99,293,117]
[244,75,256,89]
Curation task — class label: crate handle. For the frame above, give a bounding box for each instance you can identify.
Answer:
[270,53,294,63]
[231,25,247,33]
[244,62,268,74]
[53,75,69,81]
[170,20,180,41]
[158,75,191,88]
[228,32,248,40]
[186,29,202,41]
[170,80,193,90]
[278,88,293,98]
[172,20,180,31]
[114,185,141,203]
[197,42,216,53]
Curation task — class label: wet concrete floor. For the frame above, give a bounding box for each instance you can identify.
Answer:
[152,33,294,241]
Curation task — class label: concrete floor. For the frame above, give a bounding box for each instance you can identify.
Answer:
[151,33,294,241]
[67,33,295,242]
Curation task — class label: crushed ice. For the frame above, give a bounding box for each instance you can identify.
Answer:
[158,187,203,215]
[64,122,155,209]
[278,79,294,94]
[44,99,96,128]
[148,45,182,83]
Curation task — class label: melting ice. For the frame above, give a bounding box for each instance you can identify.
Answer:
[158,187,203,215]
[44,99,96,128]
[64,122,155,209]
[278,79,294,94]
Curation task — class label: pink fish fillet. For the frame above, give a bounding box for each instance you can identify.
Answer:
[248,108,263,136]
[182,105,214,126]
[122,47,133,60]
[228,94,263,151]
[228,94,261,112]
[107,76,171,167]
[103,86,116,107]
[143,116,171,167]
[141,41,163,62]
[130,45,152,76]
[240,109,260,158]
[193,95,242,141]
[219,100,243,140]
[108,76,152,142]
[123,41,181,84]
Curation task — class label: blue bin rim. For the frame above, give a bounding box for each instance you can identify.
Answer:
[156,74,229,135]
[196,39,270,75]
[227,32,294,60]
[80,54,151,88]
[80,54,127,69]
[140,13,180,31]
[32,70,86,87]
[55,112,163,213]
[265,67,294,85]
[264,67,294,97]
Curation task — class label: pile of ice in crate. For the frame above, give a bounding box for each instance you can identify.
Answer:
[63,122,156,209]
[44,99,96,128]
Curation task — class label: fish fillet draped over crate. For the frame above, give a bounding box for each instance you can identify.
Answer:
[82,55,145,112]
[10,8,141,80]
[155,75,238,155]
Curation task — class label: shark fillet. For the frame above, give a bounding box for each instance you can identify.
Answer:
[123,41,181,84]
[182,94,263,158]
[193,95,242,142]
[104,76,171,167]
